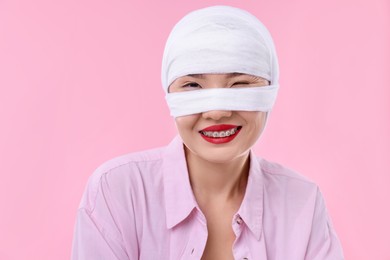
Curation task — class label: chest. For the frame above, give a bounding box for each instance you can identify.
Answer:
[133,206,311,260]
[201,212,236,260]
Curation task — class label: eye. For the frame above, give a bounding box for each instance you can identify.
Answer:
[182,82,201,88]
[232,81,250,87]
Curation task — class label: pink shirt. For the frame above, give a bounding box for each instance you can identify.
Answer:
[71,135,344,259]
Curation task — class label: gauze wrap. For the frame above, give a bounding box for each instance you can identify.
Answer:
[161,5,280,118]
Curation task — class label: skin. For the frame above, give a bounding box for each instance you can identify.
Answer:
[169,73,270,259]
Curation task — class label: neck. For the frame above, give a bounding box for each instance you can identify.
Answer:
[184,145,250,201]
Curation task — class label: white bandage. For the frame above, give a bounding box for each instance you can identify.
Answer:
[165,85,279,117]
[161,6,280,117]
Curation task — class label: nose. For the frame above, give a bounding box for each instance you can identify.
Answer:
[201,110,232,121]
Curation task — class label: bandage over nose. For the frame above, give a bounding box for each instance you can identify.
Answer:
[161,6,280,117]
[166,85,278,117]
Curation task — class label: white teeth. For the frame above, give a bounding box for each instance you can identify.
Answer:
[201,127,240,138]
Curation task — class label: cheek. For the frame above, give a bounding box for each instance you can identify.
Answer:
[255,112,266,129]
[255,113,267,136]
[174,114,200,132]
[240,111,266,129]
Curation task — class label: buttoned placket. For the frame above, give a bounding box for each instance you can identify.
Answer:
[181,208,208,260]
[232,214,251,260]
[233,214,244,236]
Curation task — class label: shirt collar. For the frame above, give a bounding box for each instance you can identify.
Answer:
[163,135,264,240]
[163,134,198,229]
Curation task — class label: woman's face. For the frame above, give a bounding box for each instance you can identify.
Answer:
[169,73,269,163]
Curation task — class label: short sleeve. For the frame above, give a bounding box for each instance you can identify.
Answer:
[305,188,344,260]
[71,169,139,260]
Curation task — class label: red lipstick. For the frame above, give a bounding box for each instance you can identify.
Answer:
[199,124,242,144]
[200,124,239,132]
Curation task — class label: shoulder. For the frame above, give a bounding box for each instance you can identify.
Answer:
[94,145,166,174]
[257,156,319,202]
[78,145,167,210]
[91,145,166,185]
[258,156,316,185]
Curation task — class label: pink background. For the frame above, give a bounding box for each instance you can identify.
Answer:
[0,0,389,259]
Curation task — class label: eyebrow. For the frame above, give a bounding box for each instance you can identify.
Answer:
[186,73,245,79]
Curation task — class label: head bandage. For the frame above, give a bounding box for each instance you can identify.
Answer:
[161,6,280,118]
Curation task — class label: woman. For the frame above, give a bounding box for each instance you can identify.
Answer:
[71,5,344,259]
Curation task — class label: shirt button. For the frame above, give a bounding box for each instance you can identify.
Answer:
[243,258,249,260]
[191,248,194,254]
[236,217,243,225]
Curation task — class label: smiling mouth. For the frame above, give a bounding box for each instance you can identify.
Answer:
[199,126,242,138]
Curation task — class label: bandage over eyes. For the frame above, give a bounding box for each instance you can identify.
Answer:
[166,85,279,117]
[161,6,280,117]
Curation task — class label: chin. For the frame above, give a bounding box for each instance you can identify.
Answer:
[197,148,249,164]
